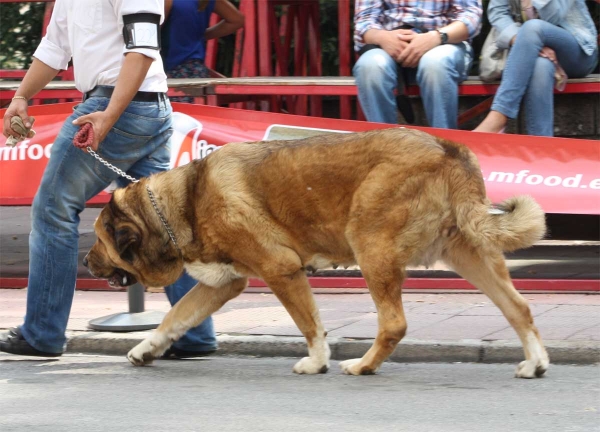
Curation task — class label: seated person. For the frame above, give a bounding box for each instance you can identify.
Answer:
[474,0,598,136]
[353,0,483,129]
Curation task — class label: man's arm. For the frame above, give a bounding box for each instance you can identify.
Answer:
[2,60,60,139]
[397,0,482,67]
[396,21,470,68]
[354,0,386,50]
[73,0,166,150]
[2,0,70,140]
[357,0,412,62]
[72,53,154,150]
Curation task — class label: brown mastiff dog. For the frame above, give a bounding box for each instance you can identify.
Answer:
[85,128,548,378]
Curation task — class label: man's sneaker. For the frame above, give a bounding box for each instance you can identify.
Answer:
[0,326,62,357]
[160,346,217,359]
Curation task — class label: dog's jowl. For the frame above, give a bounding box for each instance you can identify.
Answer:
[85,128,548,378]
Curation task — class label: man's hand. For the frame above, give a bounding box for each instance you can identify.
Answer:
[72,111,117,151]
[3,99,33,140]
[363,28,414,62]
[377,29,414,61]
[397,31,441,68]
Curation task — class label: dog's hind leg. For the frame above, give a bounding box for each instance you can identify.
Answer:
[339,252,408,375]
[262,266,330,375]
[127,277,248,366]
[443,248,549,378]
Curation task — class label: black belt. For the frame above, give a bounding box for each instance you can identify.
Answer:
[83,85,167,103]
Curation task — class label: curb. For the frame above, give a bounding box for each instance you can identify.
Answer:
[65,331,600,365]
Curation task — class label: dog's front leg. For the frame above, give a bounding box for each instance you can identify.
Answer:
[127,278,247,366]
[264,270,330,374]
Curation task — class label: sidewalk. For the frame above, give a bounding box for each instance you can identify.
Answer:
[1,288,599,365]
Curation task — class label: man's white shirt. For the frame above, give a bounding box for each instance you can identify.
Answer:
[34,0,168,93]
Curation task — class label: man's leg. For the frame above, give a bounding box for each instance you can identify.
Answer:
[353,48,399,124]
[118,99,216,356]
[6,101,120,354]
[416,43,472,129]
[2,96,173,356]
[164,272,217,355]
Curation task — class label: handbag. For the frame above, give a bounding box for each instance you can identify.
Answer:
[479,27,509,82]
[479,0,522,82]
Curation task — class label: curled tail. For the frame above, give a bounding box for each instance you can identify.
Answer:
[457,196,547,253]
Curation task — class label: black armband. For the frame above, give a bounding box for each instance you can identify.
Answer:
[122,13,161,50]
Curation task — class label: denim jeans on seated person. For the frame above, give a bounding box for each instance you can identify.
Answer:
[353,43,473,129]
[491,19,598,137]
[21,95,215,354]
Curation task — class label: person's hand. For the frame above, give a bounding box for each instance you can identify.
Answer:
[72,111,116,151]
[539,47,557,63]
[377,29,413,62]
[3,98,33,140]
[397,31,441,68]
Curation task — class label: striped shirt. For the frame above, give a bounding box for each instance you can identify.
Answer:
[354,0,483,50]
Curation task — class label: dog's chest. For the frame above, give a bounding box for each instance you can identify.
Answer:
[184,261,242,287]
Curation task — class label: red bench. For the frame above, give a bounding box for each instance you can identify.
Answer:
[193,75,600,124]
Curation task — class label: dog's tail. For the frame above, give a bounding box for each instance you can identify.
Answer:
[456,195,546,253]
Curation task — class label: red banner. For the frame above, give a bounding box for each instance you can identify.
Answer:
[1,102,599,214]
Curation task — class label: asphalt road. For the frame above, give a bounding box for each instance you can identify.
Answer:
[0,354,598,432]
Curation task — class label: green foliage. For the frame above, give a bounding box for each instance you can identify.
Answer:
[0,2,46,69]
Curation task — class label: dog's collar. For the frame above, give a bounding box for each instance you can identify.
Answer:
[77,148,181,255]
[146,185,182,255]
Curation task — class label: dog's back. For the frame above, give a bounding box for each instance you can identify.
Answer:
[204,128,544,266]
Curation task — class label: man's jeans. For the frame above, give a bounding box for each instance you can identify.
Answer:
[492,19,598,136]
[353,43,473,129]
[21,95,216,354]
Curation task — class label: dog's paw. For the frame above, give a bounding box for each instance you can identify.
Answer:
[515,357,549,379]
[127,339,156,367]
[339,358,378,376]
[293,356,329,375]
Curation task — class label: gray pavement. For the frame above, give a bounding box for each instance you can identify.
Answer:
[0,355,598,432]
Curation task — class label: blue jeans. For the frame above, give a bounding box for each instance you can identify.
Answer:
[353,43,473,128]
[21,95,216,354]
[492,19,599,136]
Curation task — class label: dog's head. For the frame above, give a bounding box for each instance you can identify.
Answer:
[84,186,184,288]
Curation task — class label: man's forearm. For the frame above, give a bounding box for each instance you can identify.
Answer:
[103,53,154,122]
[363,29,388,46]
[438,21,470,44]
[15,58,60,100]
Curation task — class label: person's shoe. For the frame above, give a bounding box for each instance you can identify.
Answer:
[160,346,217,360]
[0,326,62,357]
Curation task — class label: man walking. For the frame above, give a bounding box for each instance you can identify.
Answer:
[1,0,215,358]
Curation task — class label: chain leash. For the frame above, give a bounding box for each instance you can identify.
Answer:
[86,146,140,183]
[86,146,181,253]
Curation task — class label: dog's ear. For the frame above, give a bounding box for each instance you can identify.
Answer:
[115,227,140,263]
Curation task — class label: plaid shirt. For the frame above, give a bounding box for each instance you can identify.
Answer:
[354,0,483,50]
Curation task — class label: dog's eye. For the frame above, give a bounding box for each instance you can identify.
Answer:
[104,223,115,236]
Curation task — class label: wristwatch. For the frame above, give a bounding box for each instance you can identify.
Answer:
[436,29,449,45]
